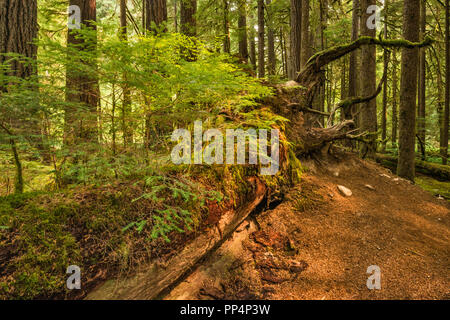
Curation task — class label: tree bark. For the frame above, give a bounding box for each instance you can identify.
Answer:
[143,0,168,149]
[359,0,377,158]
[0,0,47,160]
[144,0,168,34]
[398,0,420,181]
[222,0,231,53]
[348,0,360,101]
[392,49,398,148]
[266,0,276,75]
[0,0,37,80]
[348,0,360,132]
[174,0,178,33]
[257,0,265,78]
[381,0,389,152]
[443,0,450,164]
[180,0,196,37]
[417,0,426,158]
[300,0,310,68]
[65,0,99,145]
[120,0,133,148]
[249,11,257,72]
[289,0,302,80]
[238,0,249,62]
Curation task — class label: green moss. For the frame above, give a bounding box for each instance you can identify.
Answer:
[0,193,81,299]
[416,176,450,201]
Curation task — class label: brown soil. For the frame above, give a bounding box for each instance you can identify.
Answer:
[165,153,450,300]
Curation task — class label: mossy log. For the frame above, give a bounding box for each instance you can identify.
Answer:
[86,177,267,300]
[375,154,450,181]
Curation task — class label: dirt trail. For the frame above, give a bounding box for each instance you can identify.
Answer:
[165,154,450,300]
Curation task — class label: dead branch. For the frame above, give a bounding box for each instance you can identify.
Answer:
[327,68,387,127]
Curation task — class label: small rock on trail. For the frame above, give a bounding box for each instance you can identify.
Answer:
[337,185,353,197]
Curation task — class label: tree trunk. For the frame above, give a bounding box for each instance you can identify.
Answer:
[381,0,389,152]
[180,0,196,37]
[120,0,133,148]
[0,0,37,80]
[222,0,231,53]
[300,0,310,69]
[143,0,168,149]
[249,12,257,72]
[0,0,47,160]
[257,0,265,78]
[65,0,99,145]
[359,0,377,158]
[174,0,178,33]
[348,0,360,101]
[314,0,327,119]
[443,0,450,164]
[238,0,249,62]
[266,0,276,75]
[417,0,426,158]
[144,0,168,34]
[347,0,360,135]
[289,0,302,80]
[398,0,420,181]
[392,49,398,148]
[281,28,288,78]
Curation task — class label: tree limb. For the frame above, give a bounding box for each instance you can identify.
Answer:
[296,36,434,82]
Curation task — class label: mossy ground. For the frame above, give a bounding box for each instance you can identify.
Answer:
[416,175,450,200]
[0,150,301,300]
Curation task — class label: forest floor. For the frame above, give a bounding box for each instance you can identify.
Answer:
[165,152,450,300]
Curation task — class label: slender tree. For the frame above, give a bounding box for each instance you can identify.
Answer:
[348,0,360,102]
[238,0,249,62]
[359,0,377,157]
[417,0,426,158]
[289,0,302,80]
[257,0,265,78]
[223,0,231,53]
[249,12,257,71]
[443,0,450,164]
[381,0,389,152]
[300,0,310,68]
[120,0,133,147]
[266,0,276,75]
[392,49,399,148]
[174,0,178,32]
[398,0,420,181]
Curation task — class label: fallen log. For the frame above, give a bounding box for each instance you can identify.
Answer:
[86,177,267,300]
[375,154,450,181]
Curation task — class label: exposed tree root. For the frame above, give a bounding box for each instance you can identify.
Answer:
[269,36,433,157]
